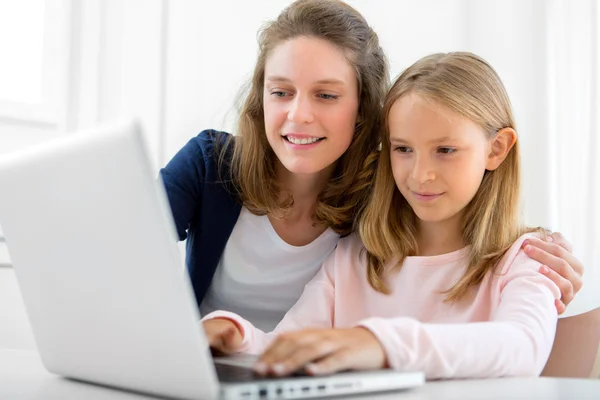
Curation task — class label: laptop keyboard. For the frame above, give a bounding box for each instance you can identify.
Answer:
[214,362,266,382]
[214,362,310,383]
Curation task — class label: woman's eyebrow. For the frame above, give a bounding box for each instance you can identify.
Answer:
[266,76,346,86]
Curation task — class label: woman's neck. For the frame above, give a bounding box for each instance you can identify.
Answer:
[416,212,466,256]
[275,161,335,221]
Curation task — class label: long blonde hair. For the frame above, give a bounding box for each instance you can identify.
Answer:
[221,0,388,236]
[359,52,535,300]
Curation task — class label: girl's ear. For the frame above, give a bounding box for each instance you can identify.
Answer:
[486,127,517,171]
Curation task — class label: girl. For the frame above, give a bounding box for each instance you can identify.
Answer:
[161,0,582,333]
[202,52,562,380]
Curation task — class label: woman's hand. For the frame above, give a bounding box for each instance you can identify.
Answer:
[523,232,584,314]
[202,318,243,354]
[253,327,387,376]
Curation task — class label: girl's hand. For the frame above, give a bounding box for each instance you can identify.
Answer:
[523,232,584,314]
[202,318,243,354]
[253,327,387,376]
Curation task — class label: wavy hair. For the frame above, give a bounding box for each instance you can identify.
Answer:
[221,0,388,236]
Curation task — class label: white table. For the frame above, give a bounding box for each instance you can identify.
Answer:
[1,350,599,399]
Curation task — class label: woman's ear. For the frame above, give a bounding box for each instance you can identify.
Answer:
[486,128,517,171]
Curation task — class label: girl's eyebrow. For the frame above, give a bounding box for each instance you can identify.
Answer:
[389,137,409,144]
[389,136,460,145]
[428,136,460,144]
[266,76,347,86]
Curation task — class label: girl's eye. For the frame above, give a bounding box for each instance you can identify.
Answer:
[318,93,339,100]
[394,146,412,153]
[438,147,457,154]
[271,91,289,98]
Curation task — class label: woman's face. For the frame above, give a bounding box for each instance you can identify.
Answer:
[263,36,359,175]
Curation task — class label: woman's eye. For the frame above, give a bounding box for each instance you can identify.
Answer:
[318,93,339,100]
[271,91,289,98]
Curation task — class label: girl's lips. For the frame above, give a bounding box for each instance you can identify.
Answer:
[412,192,443,201]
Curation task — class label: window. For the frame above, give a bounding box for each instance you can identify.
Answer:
[0,0,46,104]
[0,0,69,126]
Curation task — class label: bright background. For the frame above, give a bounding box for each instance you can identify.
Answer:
[0,0,598,350]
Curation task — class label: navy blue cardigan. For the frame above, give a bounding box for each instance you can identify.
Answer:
[160,130,242,306]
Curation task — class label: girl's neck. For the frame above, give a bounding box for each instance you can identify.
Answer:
[416,212,466,256]
[275,161,335,221]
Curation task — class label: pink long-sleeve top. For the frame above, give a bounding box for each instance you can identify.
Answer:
[203,233,560,379]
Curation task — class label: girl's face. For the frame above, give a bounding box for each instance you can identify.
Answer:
[388,93,493,225]
[263,36,359,175]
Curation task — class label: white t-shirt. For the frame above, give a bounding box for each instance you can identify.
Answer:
[199,207,340,331]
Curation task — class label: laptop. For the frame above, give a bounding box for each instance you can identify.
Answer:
[0,121,424,399]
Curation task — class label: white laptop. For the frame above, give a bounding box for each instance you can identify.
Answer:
[0,121,424,400]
